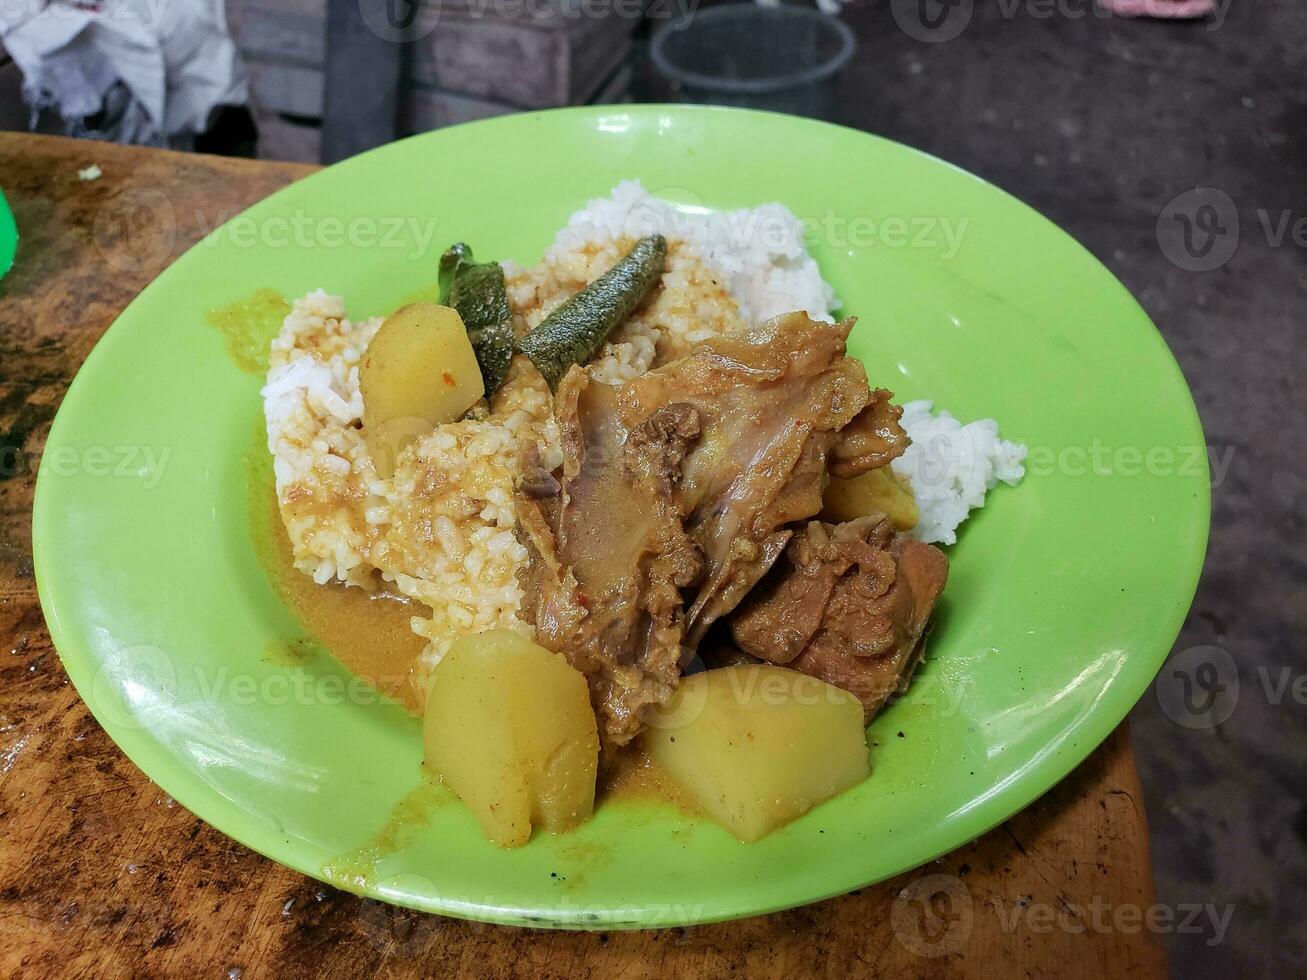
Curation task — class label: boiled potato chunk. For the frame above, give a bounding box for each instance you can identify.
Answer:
[361,302,484,478]
[822,466,919,531]
[644,665,870,842]
[423,629,598,847]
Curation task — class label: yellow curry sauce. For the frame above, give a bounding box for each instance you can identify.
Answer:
[256,478,428,713]
[206,288,291,374]
[251,454,695,814]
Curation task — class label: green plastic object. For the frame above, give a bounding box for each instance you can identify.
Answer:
[0,189,16,280]
[32,106,1208,928]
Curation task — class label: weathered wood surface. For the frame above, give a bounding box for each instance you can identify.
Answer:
[228,0,638,111]
[0,133,1167,978]
[255,63,633,164]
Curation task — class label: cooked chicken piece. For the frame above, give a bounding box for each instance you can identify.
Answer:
[729,516,948,721]
[623,312,895,643]
[518,312,904,748]
[517,370,702,748]
[829,388,909,479]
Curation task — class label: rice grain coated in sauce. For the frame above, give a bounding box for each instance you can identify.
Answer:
[264,232,751,706]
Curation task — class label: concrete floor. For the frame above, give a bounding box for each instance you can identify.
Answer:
[815,2,1304,975]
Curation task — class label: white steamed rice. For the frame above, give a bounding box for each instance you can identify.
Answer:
[555,180,838,325]
[893,401,1027,546]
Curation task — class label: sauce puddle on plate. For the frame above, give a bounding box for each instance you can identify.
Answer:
[208,288,290,374]
[247,433,699,861]
[247,441,426,712]
[321,776,453,891]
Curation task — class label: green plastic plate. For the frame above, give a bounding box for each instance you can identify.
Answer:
[33,106,1207,928]
[0,188,17,280]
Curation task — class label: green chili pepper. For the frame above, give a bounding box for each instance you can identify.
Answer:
[515,235,667,390]
[439,243,514,397]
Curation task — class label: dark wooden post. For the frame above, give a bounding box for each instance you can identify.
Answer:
[321,0,408,163]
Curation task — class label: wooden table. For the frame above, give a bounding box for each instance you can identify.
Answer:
[0,133,1167,979]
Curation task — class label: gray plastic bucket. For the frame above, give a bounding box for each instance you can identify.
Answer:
[650,5,857,121]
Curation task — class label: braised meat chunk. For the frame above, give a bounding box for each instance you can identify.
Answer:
[517,369,703,749]
[730,516,948,721]
[624,312,898,643]
[517,312,909,748]
[830,387,909,479]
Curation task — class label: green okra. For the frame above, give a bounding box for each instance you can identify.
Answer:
[515,234,667,390]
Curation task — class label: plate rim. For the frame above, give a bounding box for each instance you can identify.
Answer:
[32,103,1211,929]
